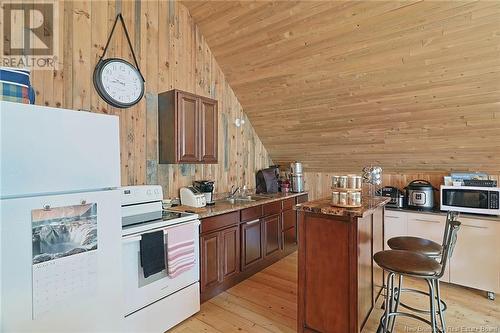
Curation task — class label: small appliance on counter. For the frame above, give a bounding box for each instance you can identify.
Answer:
[180,187,207,208]
[256,166,280,193]
[405,180,436,210]
[290,161,305,193]
[193,180,215,206]
[377,186,405,208]
[440,185,500,216]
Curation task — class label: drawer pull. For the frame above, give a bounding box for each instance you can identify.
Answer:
[414,218,440,223]
[462,224,488,229]
[245,219,260,225]
[385,215,400,218]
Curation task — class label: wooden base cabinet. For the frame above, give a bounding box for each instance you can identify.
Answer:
[384,209,500,294]
[241,219,264,271]
[263,214,281,257]
[221,226,240,279]
[450,217,500,294]
[281,207,298,253]
[200,231,222,291]
[200,194,308,302]
[200,212,239,294]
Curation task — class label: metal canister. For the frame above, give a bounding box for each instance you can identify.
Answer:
[348,175,357,189]
[339,192,347,205]
[339,176,348,189]
[332,191,339,205]
[355,192,362,206]
[355,176,362,189]
[348,192,357,206]
[332,176,340,188]
[290,161,303,175]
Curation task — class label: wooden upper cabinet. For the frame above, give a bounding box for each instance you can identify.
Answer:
[158,89,218,164]
[199,97,218,163]
[177,92,199,162]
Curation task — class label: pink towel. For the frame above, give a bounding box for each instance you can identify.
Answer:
[166,223,196,278]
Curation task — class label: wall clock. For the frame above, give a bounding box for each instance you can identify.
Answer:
[93,14,145,109]
[93,58,144,108]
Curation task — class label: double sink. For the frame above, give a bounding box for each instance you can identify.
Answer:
[224,194,274,204]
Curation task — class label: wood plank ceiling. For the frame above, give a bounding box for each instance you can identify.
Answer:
[183,1,500,173]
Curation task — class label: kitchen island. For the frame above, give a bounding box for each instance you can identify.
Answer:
[296,196,389,333]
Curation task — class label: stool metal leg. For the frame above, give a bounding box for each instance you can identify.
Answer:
[435,279,446,332]
[427,279,438,333]
[379,272,395,333]
[389,275,403,332]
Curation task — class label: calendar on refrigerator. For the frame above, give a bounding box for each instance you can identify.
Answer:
[31,203,99,319]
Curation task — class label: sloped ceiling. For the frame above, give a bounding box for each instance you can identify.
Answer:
[183,1,500,173]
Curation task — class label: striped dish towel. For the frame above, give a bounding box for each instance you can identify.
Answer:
[166,224,196,278]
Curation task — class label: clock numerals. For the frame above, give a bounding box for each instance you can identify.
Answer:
[95,58,144,108]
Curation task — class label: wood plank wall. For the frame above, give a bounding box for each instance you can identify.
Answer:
[24,1,270,198]
[304,172,500,201]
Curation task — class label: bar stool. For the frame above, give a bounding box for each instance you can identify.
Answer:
[383,211,459,325]
[374,213,461,333]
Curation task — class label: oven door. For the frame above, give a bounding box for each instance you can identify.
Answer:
[122,219,200,316]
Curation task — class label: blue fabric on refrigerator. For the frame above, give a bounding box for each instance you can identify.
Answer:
[0,67,35,104]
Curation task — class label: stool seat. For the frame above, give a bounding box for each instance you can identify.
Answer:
[374,250,441,277]
[388,236,442,257]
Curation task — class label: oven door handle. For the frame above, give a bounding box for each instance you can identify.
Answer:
[122,235,142,243]
[122,220,201,242]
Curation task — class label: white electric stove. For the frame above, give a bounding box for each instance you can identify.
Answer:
[120,185,200,333]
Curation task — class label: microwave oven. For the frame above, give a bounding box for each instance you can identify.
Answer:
[440,185,500,215]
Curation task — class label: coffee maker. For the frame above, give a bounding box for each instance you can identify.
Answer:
[193,180,215,206]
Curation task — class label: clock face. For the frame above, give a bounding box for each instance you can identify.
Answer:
[93,58,144,108]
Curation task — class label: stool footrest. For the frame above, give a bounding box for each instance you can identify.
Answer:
[399,287,447,313]
[378,311,444,333]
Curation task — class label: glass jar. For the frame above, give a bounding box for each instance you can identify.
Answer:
[332,191,339,205]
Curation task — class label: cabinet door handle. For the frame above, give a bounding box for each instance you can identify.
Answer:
[245,219,260,225]
[414,218,440,223]
[462,224,488,229]
[385,215,400,219]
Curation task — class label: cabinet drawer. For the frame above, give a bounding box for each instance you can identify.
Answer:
[201,211,239,234]
[263,201,281,216]
[241,205,263,222]
[384,210,409,219]
[282,198,295,211]
[406,212,444,225]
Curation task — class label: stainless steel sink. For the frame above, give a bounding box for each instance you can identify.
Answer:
[225,195,271,203]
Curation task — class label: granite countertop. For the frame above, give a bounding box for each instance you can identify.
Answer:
[386,206,500,222]
[295,196,390,218]
[169,192,308,219]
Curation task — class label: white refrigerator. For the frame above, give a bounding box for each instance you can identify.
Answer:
[0,101,124,332]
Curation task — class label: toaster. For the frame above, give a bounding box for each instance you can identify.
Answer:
[180,186,207,208]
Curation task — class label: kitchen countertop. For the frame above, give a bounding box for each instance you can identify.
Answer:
[295,196,390,218]
[386,206,500,222]
[169,192,308,219]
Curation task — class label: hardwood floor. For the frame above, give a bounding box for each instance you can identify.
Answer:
[170,252,499,332]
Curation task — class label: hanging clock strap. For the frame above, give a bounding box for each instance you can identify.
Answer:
[99,13,145,82]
